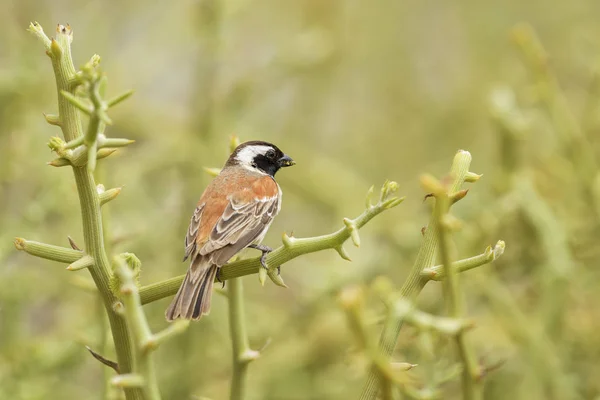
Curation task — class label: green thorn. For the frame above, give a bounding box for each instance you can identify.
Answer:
[465,172,483,183]
[281,232,294,249]
[60,91,92,115]
[258,267,267,286]
[63,136,85,150]
[106,89,135,108]
[66,255,94,271]
[335,245,352,261]
[267,268,288,288]
[343,218,360,247]
[99,187,123,206]
[100,138,135,148]
[43,113,61,126]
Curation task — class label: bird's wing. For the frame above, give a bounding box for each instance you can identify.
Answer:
[184,173,281,265]
[183,204,204,261]
[199,183,280,264]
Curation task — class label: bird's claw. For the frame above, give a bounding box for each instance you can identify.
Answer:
[216,268,225,288]
[249,244,273,270]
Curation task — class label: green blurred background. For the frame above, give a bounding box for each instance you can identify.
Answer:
[2,0,600,399]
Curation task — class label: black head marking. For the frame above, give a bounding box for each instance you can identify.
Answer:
[226,141,295,177]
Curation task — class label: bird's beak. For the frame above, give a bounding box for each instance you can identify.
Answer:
[278,154,295,167]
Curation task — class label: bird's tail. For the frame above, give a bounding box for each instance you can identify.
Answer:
[165,257,218,321]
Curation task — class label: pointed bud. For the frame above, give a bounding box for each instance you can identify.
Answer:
[268,268,288,288]
[48,157,71,167]
[43,113,61,126]
[68,236,82,251]
[99,138,135,148]
[335,245,352,261]
[450,189,469,205]
[50,38,62,59]
[465,172,482,183]
[66,255,94,271]
[281,232,294,249]
[99,187,123,206]
[96,148,118,160]
[343,218,360,247]
[258,267,267,286]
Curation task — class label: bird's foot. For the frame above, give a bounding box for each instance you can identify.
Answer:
[216,268,225,288]
[249,244,272,270]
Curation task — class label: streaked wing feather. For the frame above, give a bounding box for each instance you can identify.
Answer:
[199,195,279,257]
[184,205,204,261]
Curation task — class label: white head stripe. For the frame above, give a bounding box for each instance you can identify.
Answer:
[235,145,273,165]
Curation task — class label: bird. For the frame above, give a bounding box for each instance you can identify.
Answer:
[165,141,295,321]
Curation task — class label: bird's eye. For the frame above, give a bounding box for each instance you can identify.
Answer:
[266,150,276,159]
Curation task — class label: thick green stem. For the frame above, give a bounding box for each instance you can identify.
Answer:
[27,23,141,400]
[228,278,257,400]
[114,260,161,400]
[360,150,473,400]
[435,186,482,400]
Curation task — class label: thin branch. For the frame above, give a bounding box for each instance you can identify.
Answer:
[138,181,405,305]
[14,238,83,263]
[421,241,505,282]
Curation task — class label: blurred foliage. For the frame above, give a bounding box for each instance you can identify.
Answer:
[2,0,600,399]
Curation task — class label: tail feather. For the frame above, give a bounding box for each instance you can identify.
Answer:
[165,258,218,321]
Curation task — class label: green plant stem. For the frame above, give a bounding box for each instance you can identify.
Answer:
[360,150,473,400]
[14,238,82,263]
[228,278,257,400]
[435,189,481,400]
[28,23,141,400]
[139,185,404,304]
[421,240,505,281]
[114,260,161,400]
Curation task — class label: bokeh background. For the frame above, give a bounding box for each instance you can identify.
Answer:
[2,0,600,399]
